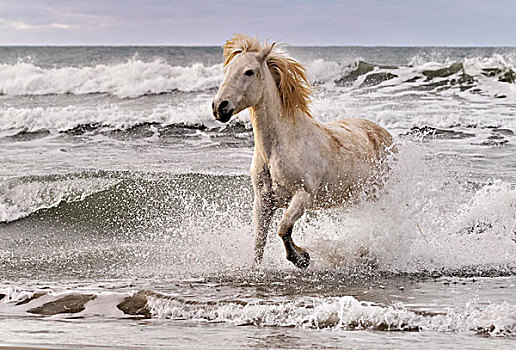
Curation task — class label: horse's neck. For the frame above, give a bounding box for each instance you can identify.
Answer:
[250,87,310,164]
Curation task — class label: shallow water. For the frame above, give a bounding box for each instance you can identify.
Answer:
[0,46,515,348]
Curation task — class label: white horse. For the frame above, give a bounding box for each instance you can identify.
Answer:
[212,34,395,269]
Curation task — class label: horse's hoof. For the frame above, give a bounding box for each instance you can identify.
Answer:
[287,250,310,269]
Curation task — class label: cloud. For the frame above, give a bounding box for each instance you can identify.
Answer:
[0,19,74,31]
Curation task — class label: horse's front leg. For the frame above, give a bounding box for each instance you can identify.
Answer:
[278,190,312,269]
[251,164,276,265]
[253,194,275,265]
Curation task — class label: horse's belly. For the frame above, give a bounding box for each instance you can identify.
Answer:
[312,181,357,209]
[272,179,359,209]
[269,165,370,209]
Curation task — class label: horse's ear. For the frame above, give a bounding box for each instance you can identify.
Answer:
[257,43,275,64]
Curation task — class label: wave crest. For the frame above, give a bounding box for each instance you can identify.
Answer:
[1,286,514,336]
[0,173,120,222]
[148,295,516,335]
[0,59,223,98]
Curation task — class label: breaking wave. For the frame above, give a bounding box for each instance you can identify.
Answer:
[1,287,514,336]
[0,173,120,223]
[0,103,218,134]
[148,295,516,336]
[0,59,223,98]
[0,54,514,99]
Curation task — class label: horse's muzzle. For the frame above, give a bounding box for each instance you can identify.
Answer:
[212,100,234,123]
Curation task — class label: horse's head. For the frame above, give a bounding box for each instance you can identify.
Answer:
[212,34,312,123]
[212,47,272,123]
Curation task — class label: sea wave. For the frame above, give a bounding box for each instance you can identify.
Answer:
[0,102,220,134]
[0,172,121,222]
[0,99,514,139]
[1,287,514,336]
[148,295,516,335]
[0,55,514,138]
[1,150,515,276]
[0,59,223,98]
[0,53,515,140]
[0,55,514,99]
[0,171,252,224]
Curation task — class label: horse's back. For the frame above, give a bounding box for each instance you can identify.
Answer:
[326,118,394,161]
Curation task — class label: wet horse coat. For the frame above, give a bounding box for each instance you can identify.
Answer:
[212,34,395,268]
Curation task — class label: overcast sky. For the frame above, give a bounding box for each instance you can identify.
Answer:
[1,0,515,46]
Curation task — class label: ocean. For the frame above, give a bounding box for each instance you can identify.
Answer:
[0,46,515,349]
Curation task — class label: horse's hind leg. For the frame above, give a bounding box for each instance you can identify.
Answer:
[277,190,311,269]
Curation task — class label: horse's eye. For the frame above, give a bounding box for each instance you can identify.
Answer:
[244,69,254,76]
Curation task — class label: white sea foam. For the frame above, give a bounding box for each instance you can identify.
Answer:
[0,286,36,305]
[0,59,223,98]
[1,286,513,336]
[0,98,253,134]
[279,143,516,273]
[0,103,205,134]
[147,295,516,335]
[306,58,343,83]
[0,55,514,100]
[0,91,513,136]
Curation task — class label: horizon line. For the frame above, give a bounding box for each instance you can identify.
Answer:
[1,43,515,48]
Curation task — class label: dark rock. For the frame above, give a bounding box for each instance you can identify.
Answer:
[482,68,503,77]
[450,72,476,91]
[360,72,398,88]
[335,61,375,86]
[15,292,46,306]
[7,129,51,141]
[117,290,151,318]
[105,122,160,139]
[60,123,101,135]
[405,76,422,83]
[164,122,206,131]
[214,121,250,134]
[422,62,464,80]
[480,139,509,146]
[482,68,516,83]
[491,128,514,136]
[417,80,450,91]
[28,294,95,315]
[158,122,206,137]
[499,70,516,83]
[378,64,399,70]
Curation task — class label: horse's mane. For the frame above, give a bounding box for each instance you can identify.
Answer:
[223,34,312,119]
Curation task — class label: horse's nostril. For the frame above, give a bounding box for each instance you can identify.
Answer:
[219,100,229,111]
[211,101,215,110]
